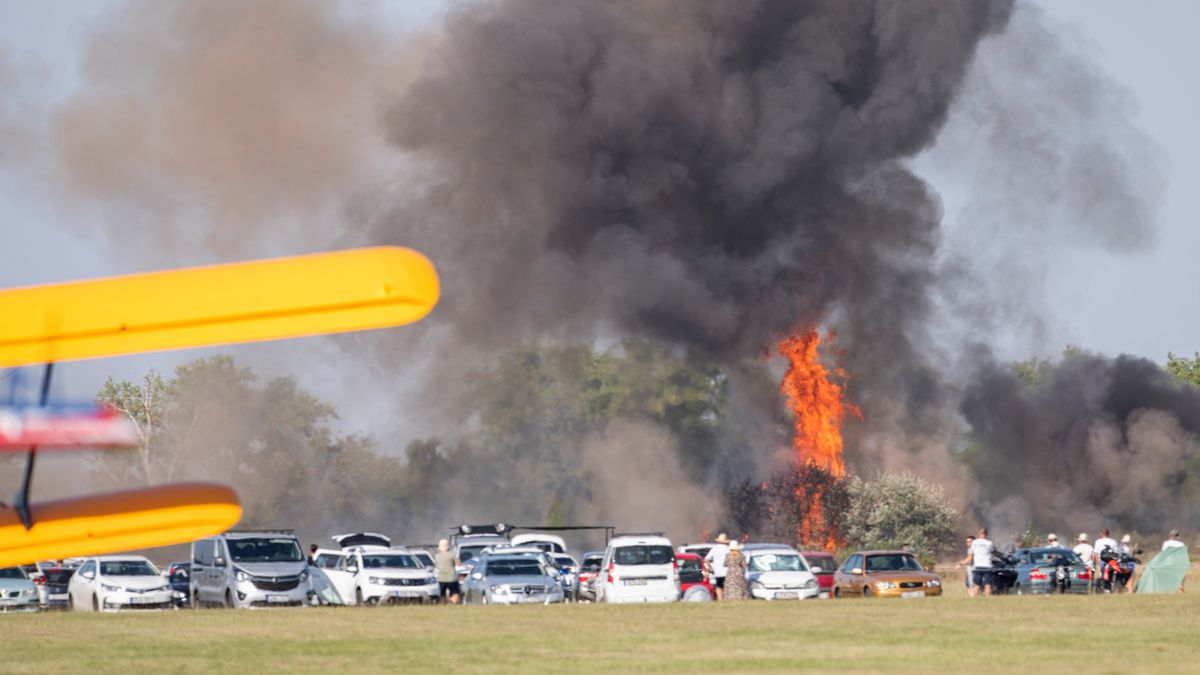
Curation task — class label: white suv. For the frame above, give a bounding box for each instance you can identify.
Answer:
[597,534,679,604]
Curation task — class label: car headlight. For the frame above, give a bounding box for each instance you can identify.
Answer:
[802,579,818,589]
[368,577,384,585]
[426,577,438,586]
[750,580,764,590]
[174,591,187,599]
[299,569,309,581]
[928,579,941,588]
[22,588,37,597]
[489,585,510,594]
[875,581,896,590]
[234,568,251,582]
[101,583,123,592]
[149,585,169,593]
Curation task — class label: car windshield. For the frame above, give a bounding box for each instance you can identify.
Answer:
[44,569,74,584]
[865,554,923,572]
[460,545,494,563]
[614,545,674,566]
[749,553,808,573]
[0,567,26,580]
[361,554,421,569]
[805,555,838,572]
[678,557,706,584]
[100,560,158,576]
[553,555,576,567]
[581,556,603,571]
[488,560,546,576]
[169,569,189,582]
[413,553,434,566]
[228,537,303,563]
[1030,550,1083,566]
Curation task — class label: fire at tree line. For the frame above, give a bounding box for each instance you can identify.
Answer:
[5,345,1200,561]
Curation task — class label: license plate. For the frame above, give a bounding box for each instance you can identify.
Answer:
[267,594,290,603]
[390,590,421,598]
[129,596,147,604]
[0,599,17,606]
[774,591,799,599]
[623,579,648,586]
[49,593,68,600]
[901,591,925,599]
[818,592,830,599]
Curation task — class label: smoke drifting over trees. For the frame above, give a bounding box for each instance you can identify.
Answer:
[4,0,1195,540]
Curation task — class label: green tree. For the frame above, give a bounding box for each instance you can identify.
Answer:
[843,473,959,556]
[1167,352,1200,387]
[95,371,171,485]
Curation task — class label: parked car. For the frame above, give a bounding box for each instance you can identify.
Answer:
[454,525,512,579]
[575,551,604,602]
[462,554,565,605]
[551,553,579,597]
[0,566,40,612]
[510,533,567,553]
[36,566,74,610]
[676,543,714,560]
[744,544,820,600]
[676,552,714,601]
[165,562,191,608]
[319,546,438,605]
[799,551,838,598]
[833,550,943,599]
[1009,547,1092,595]
[191,530,310,608]
[410,550,436,572]
[68,556,173,611]
[597,534,679,604]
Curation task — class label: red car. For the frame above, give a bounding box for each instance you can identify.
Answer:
[676,553,715,601]
[800,551,839,598]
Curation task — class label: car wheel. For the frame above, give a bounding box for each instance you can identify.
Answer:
[193,590,202,608]
[69,593,76,611]
[223,589,233,609]
[862,587,872,599]
[92,594,99,612]
[833,587,841,599]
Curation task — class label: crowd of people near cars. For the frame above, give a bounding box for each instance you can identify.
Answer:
[954,527,1191,597]
[1,524,1190,613]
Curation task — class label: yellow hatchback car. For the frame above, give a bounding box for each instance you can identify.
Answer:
[832,550,943,599]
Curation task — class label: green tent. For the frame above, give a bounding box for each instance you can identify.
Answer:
[1136,546,1191,594]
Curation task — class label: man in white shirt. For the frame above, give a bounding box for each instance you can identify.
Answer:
[1162,530,1186,551]
[705,533,731,601]
[956,528,995,597]
[1073,533,1094,590]
[1093,528,1118,567]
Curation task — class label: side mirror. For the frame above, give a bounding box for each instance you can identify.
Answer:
[214,556,227,567]
[810,566,822,574]
[471,573,482,580]
[81,571,95,580]
[347,564,359,573]
[851,568,863,575]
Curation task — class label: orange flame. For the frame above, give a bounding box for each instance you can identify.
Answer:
[778,329,861,550]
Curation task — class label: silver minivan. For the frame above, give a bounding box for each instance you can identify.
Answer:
[191,530,310,608]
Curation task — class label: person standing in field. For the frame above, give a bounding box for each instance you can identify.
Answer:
[705,533,731,601]
[1046,533,1062,548]
[962,535,976,593]
[1094,528,1118,567]
[957,529,994,597]
[434,539,461,605]
[1162,530,1186,551]
[723,540,749,601]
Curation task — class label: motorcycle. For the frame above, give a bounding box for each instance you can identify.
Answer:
[989,553,1020,595]
[1098,549,1141,593]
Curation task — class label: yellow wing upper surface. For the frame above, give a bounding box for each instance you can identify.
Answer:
[0,246,439,368]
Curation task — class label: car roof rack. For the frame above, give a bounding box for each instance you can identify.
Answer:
[612,532,666,539]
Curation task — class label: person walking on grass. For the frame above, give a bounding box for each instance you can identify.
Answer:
[705,533,731,601]
[722,540,749,601]
[956,528,994,597]
[434,539,461,605]
[962,535,976,593]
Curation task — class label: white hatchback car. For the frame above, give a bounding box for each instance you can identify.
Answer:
[743,544,820,600]
[68,556,173,611]
[597,534,679,604]
[315,547,437,605]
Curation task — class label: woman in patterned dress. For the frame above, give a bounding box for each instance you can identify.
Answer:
[723,540,749,600]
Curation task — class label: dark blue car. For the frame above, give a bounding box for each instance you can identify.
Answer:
[1010,547,1092,595]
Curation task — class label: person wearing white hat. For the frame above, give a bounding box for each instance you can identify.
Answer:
[1046,533,1062,548]
[1073,533,1094,586]
[705,533,731,601]
[723,539,749,601]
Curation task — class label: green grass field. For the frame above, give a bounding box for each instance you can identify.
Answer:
[4,581,1199,674]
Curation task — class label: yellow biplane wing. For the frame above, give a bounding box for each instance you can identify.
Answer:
[0,246,439,367]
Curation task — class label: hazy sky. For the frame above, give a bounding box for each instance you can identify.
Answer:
[1,1,1197,428]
